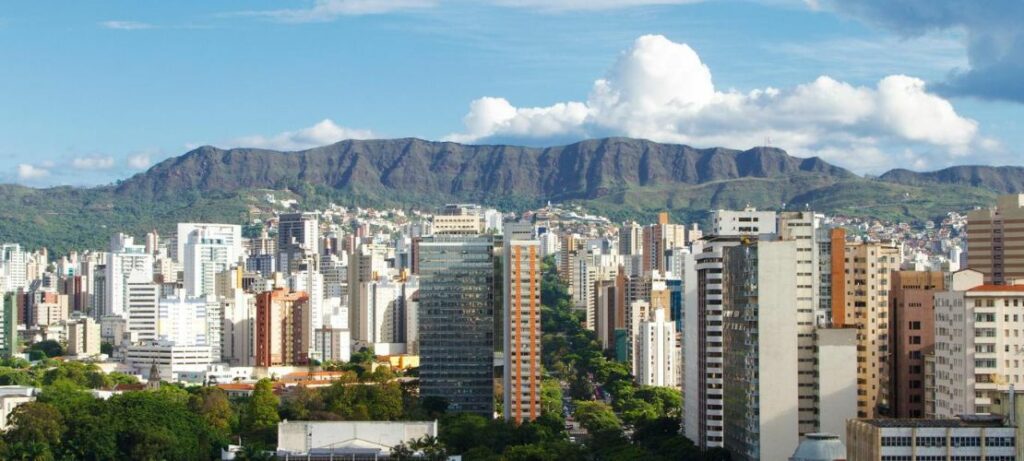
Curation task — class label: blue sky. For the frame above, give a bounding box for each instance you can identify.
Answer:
[1,0,1022,186]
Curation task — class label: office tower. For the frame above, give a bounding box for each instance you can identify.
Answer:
[361,277,418,355]
[721,239,800,461]
[348,243,388,342]
[1,294,15,358]
[418,235,496,416]
[619,222,643,256]
[934,269,1024,417]
[66,317,101,356]
[222,289,255,366]
[1,244,28,293]
[777,211,821,435]
[156,292,222,359]
[278,213,320,274]
[712,207,777,236]
[635,309,677,387]
[966,194,1024,284]
[888,271,945,418]
[175,223,242,265]
[838,241,901,418]
[503,238,542,423]
[126,282,160,343]
[105,234,154,318]
[255,288,311,367]
[684,236,741,450]
[182,230,235,298]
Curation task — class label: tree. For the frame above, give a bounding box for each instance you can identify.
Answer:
[1,402,64,460]
[573,401,620,434]
[27,340,64,359]
[242,379,279,446]
[190,387,235,439]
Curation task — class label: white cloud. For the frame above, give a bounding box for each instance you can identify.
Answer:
[491,0,702,11]
[231,119,376,151]
[100,20,154,30]
[71,156,116,170]
[446,34,988,172]
[243,0,436,23]
[127,153,153,170]
[17,164,49,180]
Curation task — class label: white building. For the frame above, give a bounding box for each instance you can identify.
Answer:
[276,421,438,458]
[124,342,214,380]
[934,269,1024,417]
[175,223,242,266]
[846,416,1015,461]
[157,292,221,359]
[221,289,255,366]
[126,282,160,342]
[359,277,417,355]
[635,309,677,387]
[1,244,28,294]
[182,227,238,298]
[105,234,153,318]
[712,207,777,236]
[66,317,101,357]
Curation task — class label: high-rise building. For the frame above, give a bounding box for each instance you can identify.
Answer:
[503,238,541,423]
[619,222,643,256]
[175,223,243,265]
[635,309,677,388]
[105,234,154,318]
[418,235,496,416]
[722,239,800,461]
[255,288,311,367]
[934,269,1024,417]
[888,271,945,418]
[66,317,101,356]
[278,213,320,274]
[838,241,901,418]
[1,294,16,358]
[966,194,1024,285]
[348,243,389,343]
[126,282,160,343]
[361,277,418,355]
[182,228,238,298]
[1,244,28,294]
[712,207,778,236]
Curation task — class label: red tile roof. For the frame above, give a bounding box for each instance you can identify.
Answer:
[968,285,1024,293]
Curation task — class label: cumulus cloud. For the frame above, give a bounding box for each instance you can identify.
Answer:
[71,156,116,170]
[17,164,49,180]
[827,0,1024,102]
[231,119,376,151]
[446,34,988,172]
[100,20,154,30]
[127,153,153,170]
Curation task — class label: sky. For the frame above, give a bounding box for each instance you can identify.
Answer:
[2,0,1023,186]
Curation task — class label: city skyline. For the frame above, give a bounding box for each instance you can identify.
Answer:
[3,0,1024,186]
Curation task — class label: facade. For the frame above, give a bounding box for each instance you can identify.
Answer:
[182,228,236,298]
[888,271,945,418]
[635,309,677,387]
[124,342,214,380]
[105,234,154,318]
[1,294,16,358]
[1,244,28,294]
[126,282,160,342]
[277,212,320,274]
[66,317,101,356]
[418,235,496,416]
[276,421,438,458]
[846,416,1016,461]
[816,328,859,444]
[175,223,242,267]
[966,194,1024,285]
[722,240,800,461]
[712,207,778,236]
[934,270,1024,417]
[841,241,901,418]
[254,289,311,367]
[503,238,542,423]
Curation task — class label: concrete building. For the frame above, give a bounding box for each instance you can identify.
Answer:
[846,416,1015,461]
[816,328,859,444]
[712,207,777,236]
[124,342,215,381]
[722,239,800,461]
[934,269,1024,417]
[276,420,438,458]
[105,234,153,318]
[967,194,1024,285]
[175,223,242,267]
[66,317,101,357]
[888,271,945,418]
[619,222,643,256]
[360,277,418,355]
[277,212,320,274]
[1,294,17,358]
[418,235,496,417]
[636,309,677,388]
[126,282,160,342]
[503,238,542,423]
[221,289,255,366]
[0,386,37,431]
[838,241,901,418]
[1,244,28,294]
[182,228,237,298]
[255,289,311,367]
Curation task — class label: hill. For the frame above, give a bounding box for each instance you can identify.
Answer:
[0,137,1018,254]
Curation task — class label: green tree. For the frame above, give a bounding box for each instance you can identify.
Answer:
[573,401,621,433]
[190,387,235,439]
[1,402,64,460]
[27,340,64,359]
[242,379,279,446]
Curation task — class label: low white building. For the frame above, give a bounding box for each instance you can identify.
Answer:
[0,386,38,431]
[123,342,214,381]
[276,420,438,457]
[847,416,1016,461]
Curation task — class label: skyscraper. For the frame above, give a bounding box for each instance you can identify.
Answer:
[105,234,153,318]
[635,309,677,387]
[966,194,1024,285]
[277,212,320,274]
[183,228,236,298]
[255,288,311,367]
[503,237,541,423]
[418,235,496,416]
[888,270,945,418]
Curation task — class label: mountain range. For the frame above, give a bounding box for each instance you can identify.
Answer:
[1,137,1020,254]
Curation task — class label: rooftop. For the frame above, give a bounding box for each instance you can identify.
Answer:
[967,285,1024,293]
[859,415,1009,428]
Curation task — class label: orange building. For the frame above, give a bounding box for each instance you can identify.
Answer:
[255,288,310,367]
